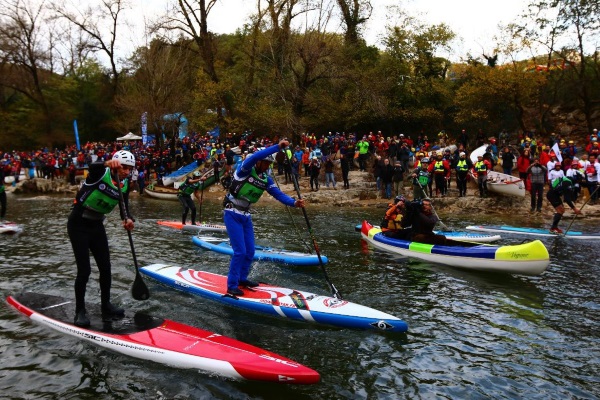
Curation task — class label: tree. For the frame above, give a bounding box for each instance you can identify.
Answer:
[117,40,195,149]
[524,0,600,133]
[335,0,372,45]
[454,64,546,133]
[381,12,455,131]
[152,0,231,127]
[0,0,64,144]
[50,0,129,94]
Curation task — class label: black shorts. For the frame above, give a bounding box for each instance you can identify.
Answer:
[546,191,562,208]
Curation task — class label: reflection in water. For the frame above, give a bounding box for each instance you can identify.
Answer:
[0,195,598,399]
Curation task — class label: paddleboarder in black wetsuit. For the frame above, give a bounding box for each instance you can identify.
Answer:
[546,176,581,234]
[177,171,205,225]
[68,150,136,327]
[0,163,7,220]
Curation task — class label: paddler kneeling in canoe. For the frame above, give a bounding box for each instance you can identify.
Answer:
[381,196,448,245]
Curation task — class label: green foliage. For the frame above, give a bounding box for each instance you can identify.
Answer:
[454,64,546,132]
[1,1,600,148]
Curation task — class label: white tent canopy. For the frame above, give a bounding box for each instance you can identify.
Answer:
[117,132,142,141]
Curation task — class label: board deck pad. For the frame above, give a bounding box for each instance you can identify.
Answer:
[11,292,163,334]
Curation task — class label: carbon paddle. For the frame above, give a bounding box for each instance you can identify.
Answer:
[198,181,205,224]
[114,171,150,301]
[415,179,451,231]
[271,172,313,254]
[284,152,342,299]
[563,184,598,236]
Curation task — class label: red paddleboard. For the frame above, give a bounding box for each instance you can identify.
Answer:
[0,221,23,234]
[6,292,319,384]
[157,220,226,233]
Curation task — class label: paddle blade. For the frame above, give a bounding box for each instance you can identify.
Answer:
[132,272,150,300]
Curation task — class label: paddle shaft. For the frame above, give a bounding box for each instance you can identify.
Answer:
[198,184,204,223]
[113,172,150,300]
[272,172,313,254]
[284,152,342,299]
[564,184,599,235]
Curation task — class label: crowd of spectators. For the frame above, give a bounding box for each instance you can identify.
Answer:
[2,128,599,197]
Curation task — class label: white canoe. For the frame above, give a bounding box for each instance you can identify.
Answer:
[469,144,488,164]
[486,171,525,197]
[144,185,179,200]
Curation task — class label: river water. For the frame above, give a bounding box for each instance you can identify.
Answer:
[1,193,599,399]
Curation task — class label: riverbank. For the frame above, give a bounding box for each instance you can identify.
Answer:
[6,169,599,220]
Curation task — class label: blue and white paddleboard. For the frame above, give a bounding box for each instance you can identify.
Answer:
[466,225,600,240]
[139,264,408,333]
[192,236,328,266]
[353,224,500,243]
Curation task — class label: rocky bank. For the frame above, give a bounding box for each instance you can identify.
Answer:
[7,169,599,221]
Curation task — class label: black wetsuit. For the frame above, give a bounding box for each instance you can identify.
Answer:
[67,162,131,314]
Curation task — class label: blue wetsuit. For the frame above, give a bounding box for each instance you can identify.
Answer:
[223,144,297,291]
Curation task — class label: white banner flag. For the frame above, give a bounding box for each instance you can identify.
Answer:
[551,142,563,163]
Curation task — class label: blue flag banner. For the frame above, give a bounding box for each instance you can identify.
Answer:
[209,126,220,138]
[141,112,148,145]
[73,120,81,150]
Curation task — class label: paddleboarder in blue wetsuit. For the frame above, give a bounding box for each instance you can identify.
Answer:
[223,139,305,296]
[68,150,136,327]
[546,176,581,234]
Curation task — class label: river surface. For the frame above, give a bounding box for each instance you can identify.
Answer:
[1,193,599,399]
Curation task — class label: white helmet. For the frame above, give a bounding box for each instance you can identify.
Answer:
[262,154,275,163]
[113,150,136,167]
[193,171,202,177]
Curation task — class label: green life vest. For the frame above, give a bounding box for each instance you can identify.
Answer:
[0,184,4,194]
[434,161,445,172]
[475,161,487,172]
[228,168,268,204]
[78,167,128,214]
[457,159,469,171]
[178,178,201,196]
[552,176,572,189]
[416,169,429,186]
[357,141,370,155]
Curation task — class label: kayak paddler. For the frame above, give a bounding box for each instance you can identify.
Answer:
[382,197,447,245]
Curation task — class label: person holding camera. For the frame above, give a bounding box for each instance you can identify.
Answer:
[527,156,547,213]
